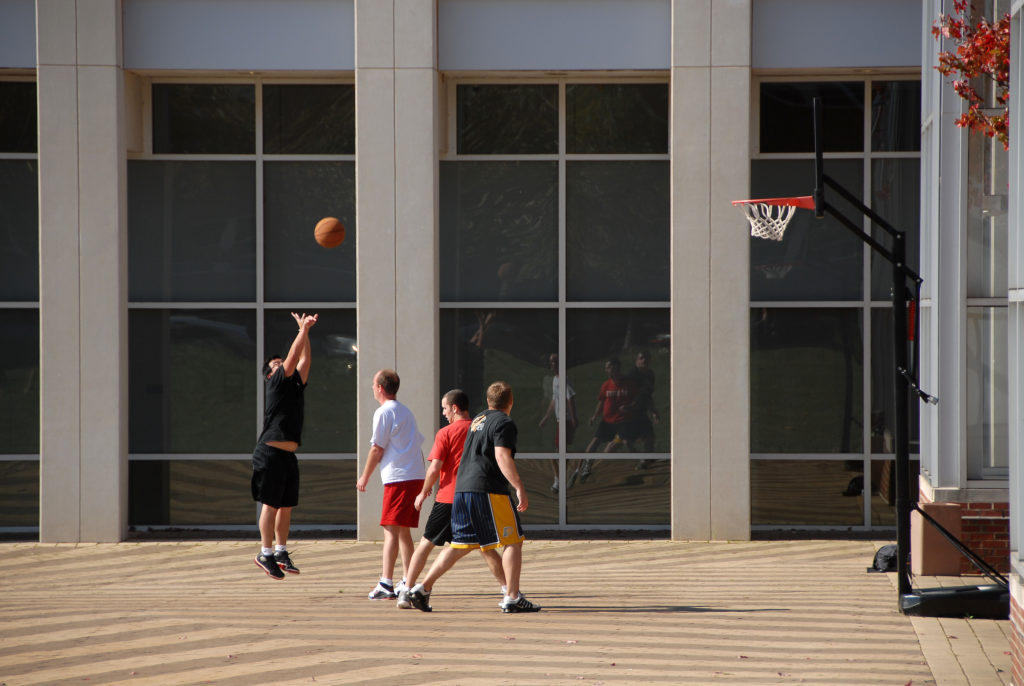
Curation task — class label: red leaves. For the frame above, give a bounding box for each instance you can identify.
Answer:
[932,2,1010,149]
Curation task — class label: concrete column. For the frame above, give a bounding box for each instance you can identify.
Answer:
[354,0,438,541]
[670,0,750,540]
[37,0,127,542]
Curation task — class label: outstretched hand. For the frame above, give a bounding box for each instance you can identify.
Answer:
[292,312,319,331]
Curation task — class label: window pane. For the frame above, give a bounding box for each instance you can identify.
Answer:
[566,458,670,525]
[750,159,864,301]
[870,309,920,455]
[966,306,1008,476]
[566,84,668,154]
[265,309,358,453]
[871,158,921,299]
[0,160,38,301]
[567,309,670,453]
[456,85,557,154]
[128,161,256,302]
[966,131,1009,297]
[440,162,557,301]
[129,310,256,453]
[751,309,863,453]
[566,161,669,301]
[264,162,356,301]
[760,82,864,153]
[869,458,920,526]
[514,459,559,525]
[0,460,38,527]
[752,459,863,526]
[263,84,355,155]
[0,310,39,454]
[152,84,255,154]
[439,308,557,453]
[0,82,37,153]
[871,81,921,152]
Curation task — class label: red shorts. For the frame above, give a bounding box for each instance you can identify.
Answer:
[380,479,424,527]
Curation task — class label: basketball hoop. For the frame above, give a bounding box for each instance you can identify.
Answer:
[732,196,816,241]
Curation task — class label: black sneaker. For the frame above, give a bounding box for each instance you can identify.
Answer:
[407,584,433,612]
[275,550,300,574]
[255,552,284,580]
[500,593,541,613]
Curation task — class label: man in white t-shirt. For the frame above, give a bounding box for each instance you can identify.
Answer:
[357,369,426,600]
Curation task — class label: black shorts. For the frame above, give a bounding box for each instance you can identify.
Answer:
[422,501,453,546]
[593,420,624,443]
[251,443,299,508]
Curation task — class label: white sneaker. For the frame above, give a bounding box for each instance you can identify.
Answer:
[396,589,413,609]
[368,581,397,600]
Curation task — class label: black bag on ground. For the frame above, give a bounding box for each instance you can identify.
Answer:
[867,544,899,573]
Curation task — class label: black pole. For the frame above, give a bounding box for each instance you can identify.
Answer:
[892,234,912,598]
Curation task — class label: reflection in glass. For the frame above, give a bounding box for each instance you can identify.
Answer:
[966,307,1008,476]
[565,458,669,525]
[759,82,865,153]
[0,81,37,152]
[265,309,358,453]
[0,309,39,454]
[871,81,922,152]
[750,159,864,301]
[751,309,863,453]
[966,130,1009,298]
[440,162,557,301]
[0,160,38,301]
[263,84,355,155]
[566,162,669,301]
[456,85,557,155]
[870,159,921,299]
[751,459,863,526]
[152,84,255,154]
[869,459,920,526]
[264,162,356,301]
[128,161,256,301]
[871,309,920,455]
[567,309,670,453]
[513,459,558,526]
[129,459,356,526]
[439,309,556,453]
[129,310,256,453]
[566,84,669,154]
[0,461,38,527]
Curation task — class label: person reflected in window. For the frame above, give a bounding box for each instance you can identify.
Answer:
[570,357,638,487]
[538,352,577,493]
[629,350,661,468]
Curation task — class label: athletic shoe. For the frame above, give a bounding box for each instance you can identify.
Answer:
[550,477,559,492]
[499,585,508,608]
[407,584,432,612]
[501,593,541,613]
[368,581,397,600]
[396,589,413,609]
[255,552,285,580]
[274,550,300,574]
[578,459,593,484]
[395,579,408,596]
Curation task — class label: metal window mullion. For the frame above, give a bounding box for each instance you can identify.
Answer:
[558,81,567,526]
[255,80,266,436]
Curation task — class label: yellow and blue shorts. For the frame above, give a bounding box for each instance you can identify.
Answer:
[450,491,525,551]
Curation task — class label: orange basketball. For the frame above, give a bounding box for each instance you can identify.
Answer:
[314,217,345,248]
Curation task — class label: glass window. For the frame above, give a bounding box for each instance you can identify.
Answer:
[514,459,559,525]
[456,85,558,155]
[752,459,864,526]
[759,82,865,153]
[0,160,39,301]
[751,308,863,453]
[152,84,255,154]
[0,310,39,454]
[263,84,355,155]
[265,308,358,453]
[566,84,669,154]
[750,159,864,301]
[966,306,1008,477]
[869,458,920,526]
[440,162,558,302]
[439,308,557,453]
[871,309,921,456]
[966,130,1009,298]
[0,460,38,527]
[129,309,256,453]
[264,162,356,302]
[566,161,669,301]
[0,81,37,153]
[871,81,922,152]
[128,161,256,302]
[566,458,670,525]
[871,158,921,299]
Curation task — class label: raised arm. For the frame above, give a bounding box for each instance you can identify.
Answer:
[283,312,317,383]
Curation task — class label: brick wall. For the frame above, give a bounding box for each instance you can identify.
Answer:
[958,502,1010,575]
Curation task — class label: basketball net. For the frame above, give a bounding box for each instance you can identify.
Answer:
[732,196,815,242]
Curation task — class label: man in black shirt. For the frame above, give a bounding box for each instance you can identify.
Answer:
[252,312,317,579]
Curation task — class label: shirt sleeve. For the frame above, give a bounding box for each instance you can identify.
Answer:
[370,407,392,448]
[427,428,447,462]
[492,417,518,453]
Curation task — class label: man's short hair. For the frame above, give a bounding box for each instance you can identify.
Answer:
[262,355,281,377]
[607,357,621,370]
[486,381,513,410]
[376,369,400,396]
[443,388,469,413]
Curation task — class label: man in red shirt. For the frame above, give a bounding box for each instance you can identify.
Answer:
[571,357,638,486]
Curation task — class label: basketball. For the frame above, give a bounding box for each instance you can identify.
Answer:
[314,217,345,248]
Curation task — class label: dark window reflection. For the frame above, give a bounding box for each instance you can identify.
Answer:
[457,85,558,155]
[567,161,669,301]
[0,309,39,454]
[440,162,558,301]
[752,459,864,526]
[513,459,559,525]
[263,84,355,155]
[751,308,863,453]
[870,158,920,299]
[0,461,38,527]
[760,82,864,153]
[869,458,920,526]
[0,160,39,301]
[566,458,670,525]
[129,310,256,453]
[870,309,920,456]
[264,162,356,302]
[153,84,255,154]
[566,84,669,154]
[0,81,37,153]
[871,81,921,152]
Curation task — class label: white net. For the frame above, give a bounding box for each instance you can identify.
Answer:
[740,202,798,241]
